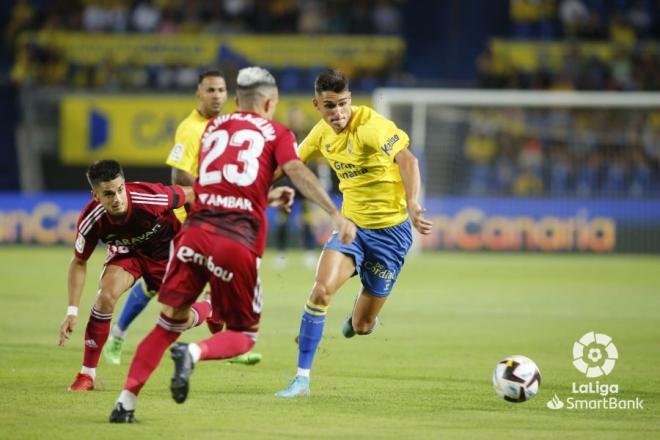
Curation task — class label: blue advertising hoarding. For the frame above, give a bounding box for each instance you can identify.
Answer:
[1,193,659,253]
[421,197,660,253]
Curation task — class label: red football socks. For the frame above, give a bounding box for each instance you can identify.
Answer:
[190,300,212,328]
[198,331,255,361]
[82,308,112,368]
[123,314,187,395]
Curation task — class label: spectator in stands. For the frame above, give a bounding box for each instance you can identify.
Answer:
[642,113,660,162]
[549,147,574,196]
[627,0,653,38]
[579,54,609,90]
[158,5,180,34]
[629,149,652,196]
[576,152,602,197]
[603,154,629,195]
[476,46,509,88]
[632,46,660,90]
[510,0,556,39]
[372,0,403,34]
[83,2,130,33]
[609,11,636,46]
[559,0,590,37]
[5,0,35,46]
[298,0,325,34]
[493,136,518,194]
[514,166,544,196]
[510,0,545,39]
[519,136,544,174]
[464,117,498,195]
[131,0,161,33]
[610,45,634,90]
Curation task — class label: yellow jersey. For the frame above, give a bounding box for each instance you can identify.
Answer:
[165,109,210,223]
[298,106,410,229]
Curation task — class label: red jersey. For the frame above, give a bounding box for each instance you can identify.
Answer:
[188,111,299,256]
[74,182,186,261]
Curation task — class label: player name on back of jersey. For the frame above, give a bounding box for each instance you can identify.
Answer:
[197,193,253,211]
[204,112,276,141]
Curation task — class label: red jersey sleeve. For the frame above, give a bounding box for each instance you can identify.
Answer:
[129,182,186,211]
[73,201,103,260]
[273,126,300,167]
[169,185,187,209]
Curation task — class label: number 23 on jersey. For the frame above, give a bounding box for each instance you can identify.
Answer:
[199,129,264,187]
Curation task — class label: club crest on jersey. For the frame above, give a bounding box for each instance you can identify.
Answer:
[325,143,331,152]
[381,134,400,155]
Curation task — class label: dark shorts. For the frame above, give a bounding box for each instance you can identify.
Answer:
[158,226,261,332]
[324,218,413,296]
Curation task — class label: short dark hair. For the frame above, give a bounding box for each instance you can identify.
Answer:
[86,160,124,188]
[314,69,349,94]
[198,69,225,85]
[197,69,225,85]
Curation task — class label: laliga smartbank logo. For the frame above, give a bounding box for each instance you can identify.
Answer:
[546,332,644,411]
[572,331,617,377]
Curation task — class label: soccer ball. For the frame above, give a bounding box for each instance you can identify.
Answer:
[492,355,541,403]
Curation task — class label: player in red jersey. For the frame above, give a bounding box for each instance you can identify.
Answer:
[59,160,214,391]
[109,66,356,423]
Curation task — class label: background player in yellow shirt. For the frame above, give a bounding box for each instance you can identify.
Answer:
[276,69,433,398]
[105,70,275,366]
[166,70,227,201]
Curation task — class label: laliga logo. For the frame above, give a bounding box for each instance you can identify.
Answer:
[572,332,618,378]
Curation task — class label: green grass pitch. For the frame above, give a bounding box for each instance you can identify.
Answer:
[0,246,658,439]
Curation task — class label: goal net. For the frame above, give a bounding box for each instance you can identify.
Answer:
[373,89,660,253]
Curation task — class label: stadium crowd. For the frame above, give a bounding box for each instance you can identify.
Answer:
[6,0,403,36]
[509,0,658,40]
[470,1,659,196]
[7,0,404,91]
[479,0,660,91]
[477,41,659,91]
[462,107,660,197]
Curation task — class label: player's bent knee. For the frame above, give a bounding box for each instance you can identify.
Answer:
[310,282,333,306]
[95,290,121,312]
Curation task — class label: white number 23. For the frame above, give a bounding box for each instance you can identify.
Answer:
[199,129,264,187]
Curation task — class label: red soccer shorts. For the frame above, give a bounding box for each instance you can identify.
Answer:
[105,251,167,293]
[158,225,262,332]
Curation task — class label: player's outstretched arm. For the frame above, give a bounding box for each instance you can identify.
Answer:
[59,256,87,346]
[282,159,356,244]
[395,148,433,235]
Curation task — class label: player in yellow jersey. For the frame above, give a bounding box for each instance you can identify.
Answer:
[166,70,227,210]
[276,69,433,398]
